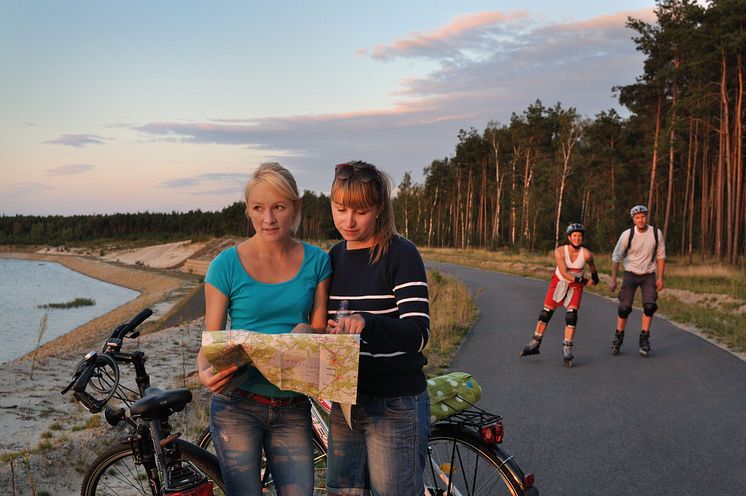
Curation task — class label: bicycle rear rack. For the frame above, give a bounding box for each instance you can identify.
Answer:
[435,397,504,444]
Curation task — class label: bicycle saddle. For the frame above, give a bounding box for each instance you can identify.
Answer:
[130,387,192,420]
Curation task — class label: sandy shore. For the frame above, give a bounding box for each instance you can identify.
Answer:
[0,248,213,494]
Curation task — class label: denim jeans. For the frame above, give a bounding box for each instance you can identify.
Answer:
[210,392,314,496]
[326,390,430,496]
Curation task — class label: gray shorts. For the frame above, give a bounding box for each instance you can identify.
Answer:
[619,271,658,308]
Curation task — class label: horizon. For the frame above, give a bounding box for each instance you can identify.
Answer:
[2,1,661,216]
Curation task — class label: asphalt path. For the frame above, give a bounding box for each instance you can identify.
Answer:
[427,261,746,496]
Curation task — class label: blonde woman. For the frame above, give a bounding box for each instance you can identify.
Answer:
[197,162,330,495]
[325,161,430,496]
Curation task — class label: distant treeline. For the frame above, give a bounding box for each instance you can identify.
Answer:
[0,192,338,245]
[2,1,744,263]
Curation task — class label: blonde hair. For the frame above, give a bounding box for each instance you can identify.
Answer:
[331,161,397,264]
[244,162,302,232]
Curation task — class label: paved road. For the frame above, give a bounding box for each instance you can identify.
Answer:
[427,261,746,496]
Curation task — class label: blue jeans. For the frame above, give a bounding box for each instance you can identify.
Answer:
[210,392,314,496]
[326,390,430,496]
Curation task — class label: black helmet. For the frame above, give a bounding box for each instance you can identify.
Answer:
[566,223,585,235]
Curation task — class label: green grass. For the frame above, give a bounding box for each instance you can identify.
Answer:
[424,269,479,377]
[37,297,96,309]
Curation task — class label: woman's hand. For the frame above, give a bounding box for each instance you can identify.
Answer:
[198,362,239,394]
[326,314,365,334]
[291,323,317,334]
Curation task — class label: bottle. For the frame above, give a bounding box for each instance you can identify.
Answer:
[335,300,351,322]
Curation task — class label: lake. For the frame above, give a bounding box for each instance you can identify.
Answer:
[0,258,140,363]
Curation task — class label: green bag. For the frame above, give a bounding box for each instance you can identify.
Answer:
[426,372,482,423]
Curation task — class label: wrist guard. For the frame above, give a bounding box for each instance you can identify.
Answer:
[591,272,599,284]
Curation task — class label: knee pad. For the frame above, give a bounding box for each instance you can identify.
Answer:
[643,303,658,317]
[538,308,554,324]
[565,310,578,327]
[618,306,632,318]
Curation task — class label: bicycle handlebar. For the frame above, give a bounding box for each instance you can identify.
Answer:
[114,308,153,340]
[62,310,150,408]
[73,361,96,393]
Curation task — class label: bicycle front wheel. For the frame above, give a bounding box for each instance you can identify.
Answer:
[425,426,528,496]
[81,439,226,496]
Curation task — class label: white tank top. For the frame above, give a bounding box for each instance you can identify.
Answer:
[555,245,586,281]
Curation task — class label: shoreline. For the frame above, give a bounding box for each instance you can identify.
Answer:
[0,249,210,494]
[0,252,201,361]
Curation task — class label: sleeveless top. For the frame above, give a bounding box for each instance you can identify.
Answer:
[554,245,586,281]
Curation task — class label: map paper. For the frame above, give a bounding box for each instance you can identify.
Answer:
[201,330,360,405]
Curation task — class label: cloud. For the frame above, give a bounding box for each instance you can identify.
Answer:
[365,11,531,61]
[133,9,652,192]
[43,134,107,147]
[158,172,248,196]
[47,164,95,176]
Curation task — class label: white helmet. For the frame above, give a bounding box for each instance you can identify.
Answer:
[630,205,648,217]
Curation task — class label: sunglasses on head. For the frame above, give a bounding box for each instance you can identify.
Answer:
[334,162,381,184]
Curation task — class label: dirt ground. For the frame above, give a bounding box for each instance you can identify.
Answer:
[0,318,210,496]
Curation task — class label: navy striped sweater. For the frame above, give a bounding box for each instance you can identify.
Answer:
[328,236,430,397]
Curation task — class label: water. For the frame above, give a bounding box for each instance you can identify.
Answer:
[0,259,140,363]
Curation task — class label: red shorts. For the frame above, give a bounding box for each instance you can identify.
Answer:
[543,273,584,310]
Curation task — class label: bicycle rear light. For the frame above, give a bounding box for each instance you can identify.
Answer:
[480,420,504,444]
[165,481,213,496]
[523,472,535,488]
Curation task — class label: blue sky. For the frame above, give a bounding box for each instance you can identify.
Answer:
[0,1,659,215]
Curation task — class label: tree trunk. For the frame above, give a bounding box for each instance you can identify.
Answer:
[688,118,699,263]
[648,95,663,217]
[716,50,729,261]
[731,53,743,264]
[664,85,677,241]
[491,137,501,243]
[521,148,534,246]
[682,115,694,256]
[554,129,577,247]
[510,147,518,246]
[427,185,438,246]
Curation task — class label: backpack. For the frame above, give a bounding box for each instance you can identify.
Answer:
[624,225,658,264]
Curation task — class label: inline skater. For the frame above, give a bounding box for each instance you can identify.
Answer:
[609,205,666,357]
[520,223,599,367]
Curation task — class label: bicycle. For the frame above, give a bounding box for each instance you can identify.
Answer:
[197,391,539,495]
[62,309,226,495]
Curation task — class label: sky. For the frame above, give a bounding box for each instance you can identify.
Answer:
[0,1,660,216]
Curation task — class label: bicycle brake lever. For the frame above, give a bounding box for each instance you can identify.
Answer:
[61,379,76,395]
